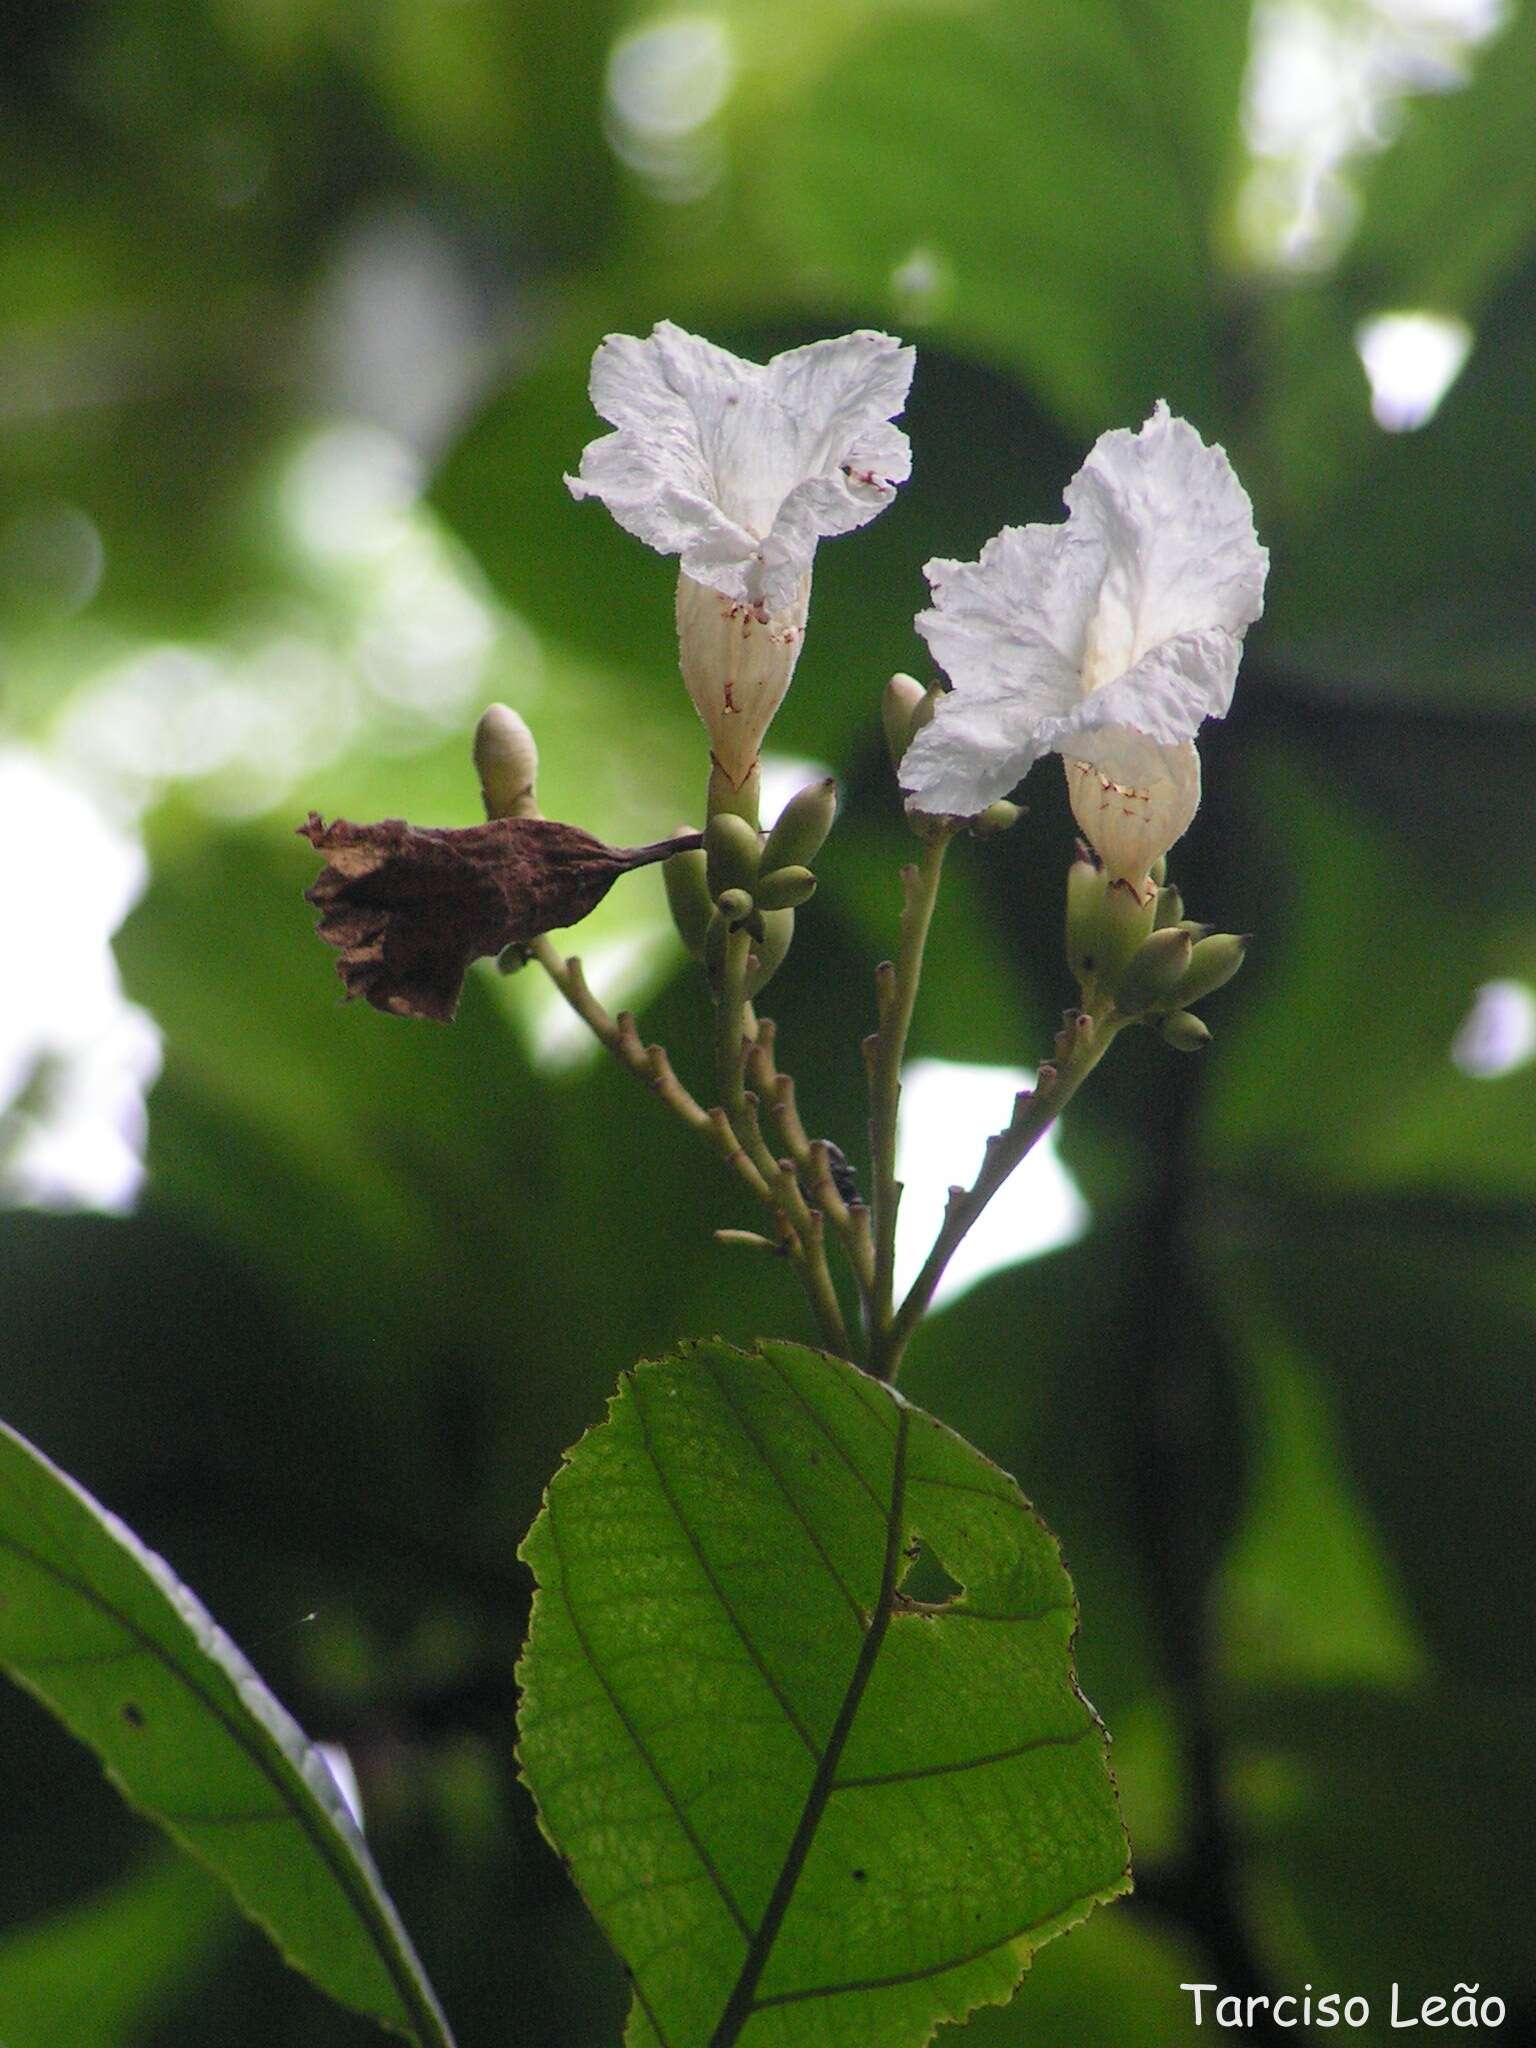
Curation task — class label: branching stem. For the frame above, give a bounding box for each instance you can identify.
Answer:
[864,830,952,1377]
[531,934,852,1361]
[881,1007,1126,1379]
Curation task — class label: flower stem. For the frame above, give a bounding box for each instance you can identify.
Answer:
[880,1007,1125,1380]
[531,936,854,1359]
[864,829,952,1379]
[713,925,853,1360]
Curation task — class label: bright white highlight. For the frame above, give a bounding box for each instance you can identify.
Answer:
[58,424,513,822]
[1240,0,1508,269]
[315,1742,366,1832]
[1451,979,1536,1079]
[758,753,835,830]
[894,1060,1090,1309]
[605,16,735,201]
[1355,310,1473,429]
[0,751,160,1213]
[281,422,423,564]
[527,929,677,1072]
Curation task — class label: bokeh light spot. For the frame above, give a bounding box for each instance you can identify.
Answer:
[895,1060,1090,1309]
[1451,978,1536,1079]
[1355,310,1473,429]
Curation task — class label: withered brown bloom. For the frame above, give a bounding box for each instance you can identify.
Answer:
[300,813,702,1023]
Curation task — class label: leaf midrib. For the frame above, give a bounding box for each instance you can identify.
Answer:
[704,1401,913,2048]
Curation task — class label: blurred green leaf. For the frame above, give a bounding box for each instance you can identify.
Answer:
[1253,251,1536,709]
[1205,741,1536,1199]
[1218,1217,1536,1692]
[941,1904,1208,2046]
[517,1338,1127,2048]
[1214,1306,1425,1690]
[749,0,1252,430]
[0,1856,228,2048]
[1232,1685,1536,2022]
[0,1418,454,2047]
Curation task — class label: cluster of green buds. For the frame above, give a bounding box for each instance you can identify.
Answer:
[663,771,839,1000]
[1066,847,1247,1049]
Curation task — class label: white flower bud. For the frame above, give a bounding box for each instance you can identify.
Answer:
[474,704,540,821]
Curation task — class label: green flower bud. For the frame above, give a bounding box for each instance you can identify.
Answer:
[1116,926,1194,1013]
[704,811,761,897]
[474,704,539,820]
[745,909,795,997]
[1149,855,1168,887]
[762,778,838,871]
[1153,884,1184,930]
[755,864,817,911]
[882,673,933,768]
[1161,1009,1212,1052]
[1171,932,1249,1008]
[663,845,713,958]
[715,886,755,927]
[970,799,1023,837]
[1066,855,1108,986]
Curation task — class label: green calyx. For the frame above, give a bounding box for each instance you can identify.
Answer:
[1066,859,1157,1000]
[714,887,757,929]
[1170,932,1249,1008]
[1153,883,1184,930]
[746,909,795,997]
[969,799,1023,838]
[882,672,934,769]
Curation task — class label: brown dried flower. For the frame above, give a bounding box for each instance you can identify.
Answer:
[300,813,701,1023]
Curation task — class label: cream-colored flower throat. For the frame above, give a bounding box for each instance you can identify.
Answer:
[1064,741,1201,897]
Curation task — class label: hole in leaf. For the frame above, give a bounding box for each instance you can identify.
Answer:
[122,1701,145,1728]
[898,1541,963,1609]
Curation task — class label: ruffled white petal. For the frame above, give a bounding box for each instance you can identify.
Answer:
[1066,402,1267,683]
[903,522,1102,814]
[902,403,1266,824]
[898,682,1042,816]
[567,322,913,614]
[1044,628,1243,752]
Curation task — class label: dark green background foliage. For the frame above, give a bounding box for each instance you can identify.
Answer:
[2,2,1533,2043]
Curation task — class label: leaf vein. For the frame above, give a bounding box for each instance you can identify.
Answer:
[632,1375,823,1761]
[702,1355,868,1626]
[756,1348,889,1517]
[703,1404,912,2048]
[831,1722,1095,1790]
[542,1488,753,1944]
[749,1877,1122,2007]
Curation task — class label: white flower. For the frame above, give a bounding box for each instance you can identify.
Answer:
[902,402,1267,885]
[568,321,914,784]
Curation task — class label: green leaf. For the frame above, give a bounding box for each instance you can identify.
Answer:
[0,1856,228,2048]
[517,1338,1127,2048]
[750,0,1251,430]
[0,1420,454,2048]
